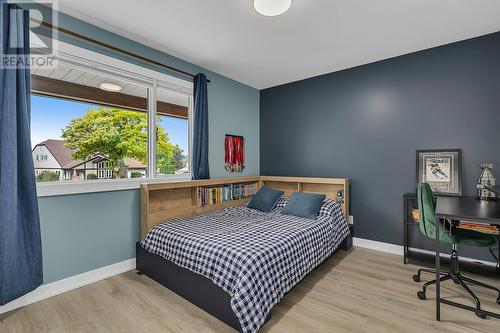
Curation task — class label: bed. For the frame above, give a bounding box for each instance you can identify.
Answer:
[137,176,351,333]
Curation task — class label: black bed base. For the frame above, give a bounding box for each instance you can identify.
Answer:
[136,242,246,331]
[136,227,353,332]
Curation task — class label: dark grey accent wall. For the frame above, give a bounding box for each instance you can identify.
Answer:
[260,32,500,261]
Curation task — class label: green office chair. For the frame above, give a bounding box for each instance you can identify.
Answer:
[413,183,500,318]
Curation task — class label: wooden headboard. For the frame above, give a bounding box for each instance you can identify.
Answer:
[140,176,349,238]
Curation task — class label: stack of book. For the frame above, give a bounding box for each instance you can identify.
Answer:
[458,221,500,235]
[196,183,258,207]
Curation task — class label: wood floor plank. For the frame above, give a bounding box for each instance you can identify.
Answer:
[1,247,499,332]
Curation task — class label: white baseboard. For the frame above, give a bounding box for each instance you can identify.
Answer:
[353,237,496,267]
[353,237,403,255]
[0,258,136,315]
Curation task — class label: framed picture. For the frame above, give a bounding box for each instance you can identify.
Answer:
[416,149,462,196]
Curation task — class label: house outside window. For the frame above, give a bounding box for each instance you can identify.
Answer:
[31,40,193,196]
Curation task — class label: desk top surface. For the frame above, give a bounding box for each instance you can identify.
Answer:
[436,196,500,224]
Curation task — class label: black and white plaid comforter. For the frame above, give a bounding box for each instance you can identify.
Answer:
[140,199,349,333]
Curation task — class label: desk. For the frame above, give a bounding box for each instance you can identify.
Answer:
[403,193,499,276]
[435,196,500,320]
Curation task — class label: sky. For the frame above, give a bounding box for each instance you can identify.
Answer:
[31,95,189,154]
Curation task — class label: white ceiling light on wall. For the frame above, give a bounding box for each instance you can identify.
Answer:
[254,0,291,17]
[99,82,122,92]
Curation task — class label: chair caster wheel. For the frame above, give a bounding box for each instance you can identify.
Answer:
[475,310,487,319]
[417,291,426,300]
[413,275,420,282]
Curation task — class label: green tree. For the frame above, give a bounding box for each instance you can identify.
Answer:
[172,145,184,170]
[62,107,176,177]
[157,145,184,174]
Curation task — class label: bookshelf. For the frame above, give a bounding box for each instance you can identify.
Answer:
[194,182,258,207]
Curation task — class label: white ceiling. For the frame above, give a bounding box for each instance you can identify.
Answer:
[57,0,500,89]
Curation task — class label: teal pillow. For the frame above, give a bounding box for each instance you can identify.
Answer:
[281,192,326,220]
[247,187,284,212]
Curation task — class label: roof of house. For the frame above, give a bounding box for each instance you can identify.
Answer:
[34,139,82,168]
[123,157,146,169]
[33,139,145,169]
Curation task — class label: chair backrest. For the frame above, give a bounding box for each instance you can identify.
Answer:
[417,183,437,239]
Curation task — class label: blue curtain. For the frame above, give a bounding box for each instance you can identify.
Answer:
[192,73,210,179]
[0,0,43,305]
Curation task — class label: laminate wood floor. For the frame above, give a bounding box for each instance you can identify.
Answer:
[1,247,499,333]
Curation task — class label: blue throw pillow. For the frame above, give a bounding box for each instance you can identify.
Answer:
[281,192,326,220]
[247,187,284,212]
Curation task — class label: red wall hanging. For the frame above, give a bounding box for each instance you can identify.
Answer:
[225,134,245,173]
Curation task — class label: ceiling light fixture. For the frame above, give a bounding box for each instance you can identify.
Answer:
[99,82,122,92]
[254,0,291,17]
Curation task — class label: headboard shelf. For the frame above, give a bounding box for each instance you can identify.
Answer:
[141,176,349,238]
[259,176,349,218]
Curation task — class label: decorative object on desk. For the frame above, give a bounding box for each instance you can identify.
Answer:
[224,134,245,173]
[416,149,462,196]
[476,163,496,201]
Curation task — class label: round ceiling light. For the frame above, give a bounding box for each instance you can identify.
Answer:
[99,82,122,92]
[254,0,291,17]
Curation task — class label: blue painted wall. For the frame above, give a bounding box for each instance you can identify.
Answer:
[37,10,259,283]
[39,190,139,283]
[260,32,500,262]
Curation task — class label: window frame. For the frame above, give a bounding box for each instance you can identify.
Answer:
[34,40,193,197]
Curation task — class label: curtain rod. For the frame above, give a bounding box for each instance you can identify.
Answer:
[30,18,210,83]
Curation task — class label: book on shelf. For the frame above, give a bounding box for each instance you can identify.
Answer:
[196,183,258,207]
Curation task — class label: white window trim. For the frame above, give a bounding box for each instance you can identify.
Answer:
[35,40,193,197]
[36,175,191,197]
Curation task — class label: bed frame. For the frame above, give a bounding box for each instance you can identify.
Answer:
[137,176,350,332]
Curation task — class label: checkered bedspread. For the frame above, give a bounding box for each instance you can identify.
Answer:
[140,199,349,333]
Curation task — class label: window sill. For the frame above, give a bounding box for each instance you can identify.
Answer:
[36,175,191,197]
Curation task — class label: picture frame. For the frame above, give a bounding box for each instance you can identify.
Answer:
[416,149,462,196]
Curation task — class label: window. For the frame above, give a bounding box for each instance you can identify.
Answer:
[156,88,189,176]
[31,63,150,182]
[97,161,113,179]
[31,41,193,195]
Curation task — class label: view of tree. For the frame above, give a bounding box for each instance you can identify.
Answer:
[157,145,184,175]
[61,107,178,177]
[171,145,184,170]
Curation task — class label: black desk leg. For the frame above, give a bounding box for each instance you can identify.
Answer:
[435,216,441,321]
[404,197,408,264]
